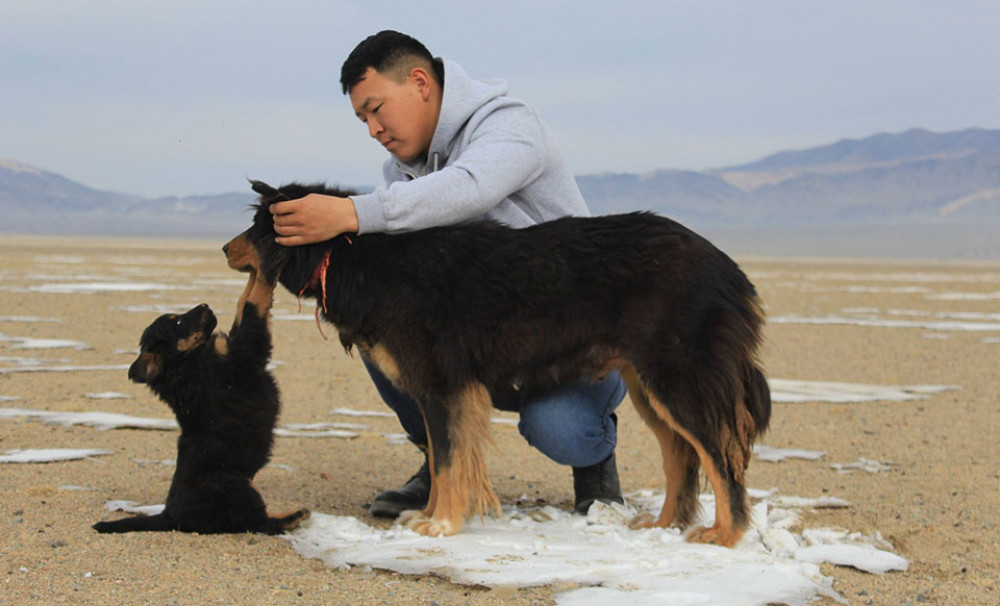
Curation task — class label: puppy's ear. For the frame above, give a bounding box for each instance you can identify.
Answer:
[250,180,278,197]
[128,352,162,383]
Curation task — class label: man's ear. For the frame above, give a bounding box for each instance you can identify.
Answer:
[409,67,434,100]
[128,352,162,383]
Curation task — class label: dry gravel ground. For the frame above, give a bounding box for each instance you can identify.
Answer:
[1,236,997,605]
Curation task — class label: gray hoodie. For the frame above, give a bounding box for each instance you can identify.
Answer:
[350,58,589,234]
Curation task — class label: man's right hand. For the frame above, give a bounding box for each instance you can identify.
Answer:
[270,194,360,246]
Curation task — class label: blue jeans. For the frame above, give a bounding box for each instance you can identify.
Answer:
[363,359,626,468]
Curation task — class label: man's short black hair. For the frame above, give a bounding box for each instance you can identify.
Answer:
[340,30,443,95]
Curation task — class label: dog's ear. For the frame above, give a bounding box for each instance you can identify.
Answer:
[128,352,162,383]
[250,180,278,198]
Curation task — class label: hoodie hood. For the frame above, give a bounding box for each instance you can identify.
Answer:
[397,58,508,175]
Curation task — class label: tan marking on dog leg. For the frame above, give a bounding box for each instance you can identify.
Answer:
[658,404,741,547]
[450,382,502,520]
[403,382,500,537]
[399,419,439,528]
[638,382,745,548]
[621,364,693,530]
[366,344,402,386]
[213,334,229,357]
[404,468,458,537]
[245,273,274,319]
[234,270,255,327]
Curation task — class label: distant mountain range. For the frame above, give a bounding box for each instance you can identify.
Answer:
[3,128,999,256]
[579,127,1000,227]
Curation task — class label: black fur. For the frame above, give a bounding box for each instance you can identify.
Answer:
[93,303,308,534]
[234,180,770,544]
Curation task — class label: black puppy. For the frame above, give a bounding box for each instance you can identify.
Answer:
[94,277,308,534]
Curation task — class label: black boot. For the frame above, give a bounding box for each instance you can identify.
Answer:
[573,451,624,514]
[369,457,431,518]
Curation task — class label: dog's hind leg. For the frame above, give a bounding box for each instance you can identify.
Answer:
[621,365,700,531]
[640,386,751,548]
[399,382,500,537]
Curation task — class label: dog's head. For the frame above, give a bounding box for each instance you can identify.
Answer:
[223,180,357,294]
[128,304,218,383]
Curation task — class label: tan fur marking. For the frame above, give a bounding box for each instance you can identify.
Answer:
[402,382,500,538]
[132,351,161,381]
[449,382,502,520]
[647,392,741,547]
[622,364,688,530]
[224,231,259,272]
[214,334,229,357]
[621,364,745,547]
[176,331,206,353]
[367,344,403,386]
[232,269,274,327]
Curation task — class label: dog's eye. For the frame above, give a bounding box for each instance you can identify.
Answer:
[176,319,182,325]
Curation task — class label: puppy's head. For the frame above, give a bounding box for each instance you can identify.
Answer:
[129,304,218,383]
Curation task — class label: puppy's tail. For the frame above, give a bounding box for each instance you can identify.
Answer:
[260,508,311,535]
[93,513,175,534]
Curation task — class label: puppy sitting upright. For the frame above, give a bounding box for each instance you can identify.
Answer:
[93,271,308,534]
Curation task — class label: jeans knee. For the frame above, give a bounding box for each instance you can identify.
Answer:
[518,375,624,467]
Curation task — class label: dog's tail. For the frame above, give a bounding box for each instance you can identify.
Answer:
[259,508,311,535]
[93,512,175,534]
[744,365,771,437]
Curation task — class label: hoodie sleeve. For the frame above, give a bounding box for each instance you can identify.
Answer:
[351,101,547,234]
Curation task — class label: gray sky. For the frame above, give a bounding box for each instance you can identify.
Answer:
[2,0,998,198]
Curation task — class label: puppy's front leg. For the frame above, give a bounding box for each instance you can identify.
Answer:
[234,269,258,328]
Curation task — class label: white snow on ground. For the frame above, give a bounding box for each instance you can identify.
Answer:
[0,333,89,350]
[0,364,129,374]
[84,392,131,400]
[753,444,825,462]
[29,282,187,294]
[0,448,114,463]
[770,313,1000,332]
[0,316,61,323]
[830,458,896,474]
[284,492,906,606]
[0,408,179,431]
[768,380,956,403]
[0,407,365,437]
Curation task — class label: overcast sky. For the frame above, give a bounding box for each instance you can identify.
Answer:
[2,1,998,198]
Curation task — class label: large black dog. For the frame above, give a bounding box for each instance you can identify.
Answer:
[225,180,770,547]
[93,274,308,535]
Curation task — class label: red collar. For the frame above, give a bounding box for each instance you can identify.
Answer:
[298,250,332,339]
[299,249,331,314]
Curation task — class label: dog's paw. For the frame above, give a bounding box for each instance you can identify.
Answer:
[399,510,456,537]
[685,524,742,548]
[627,512,658,530]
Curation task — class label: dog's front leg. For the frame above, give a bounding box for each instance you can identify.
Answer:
[398,383,500,537]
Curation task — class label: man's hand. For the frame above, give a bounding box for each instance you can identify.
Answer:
[270,194,359,246]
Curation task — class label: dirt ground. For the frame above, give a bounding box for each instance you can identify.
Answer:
[1,235,997,605]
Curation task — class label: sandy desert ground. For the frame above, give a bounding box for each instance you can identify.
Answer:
[1,235,997,605]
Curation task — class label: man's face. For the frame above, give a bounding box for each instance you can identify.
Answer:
[349,67,437,163]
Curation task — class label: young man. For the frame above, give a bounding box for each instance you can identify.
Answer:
[270,30,626,517]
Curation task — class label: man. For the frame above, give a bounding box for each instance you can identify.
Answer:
[270,30,626,517]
